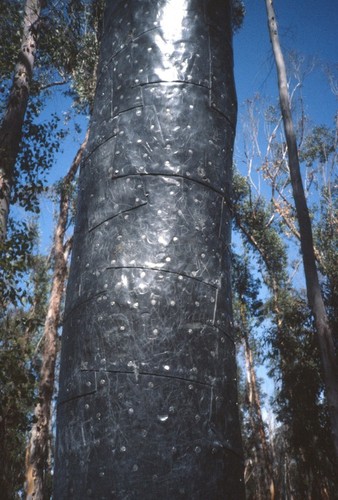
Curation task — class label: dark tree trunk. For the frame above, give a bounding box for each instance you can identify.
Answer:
[54,1,244,498]
[0,0,43,240]
[265,0,338,461]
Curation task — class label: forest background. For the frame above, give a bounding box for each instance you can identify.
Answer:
[0,0,337,498]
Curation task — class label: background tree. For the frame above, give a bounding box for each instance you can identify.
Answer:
[232,253,275,499]
[0,249,49,500]
[267,291,337,498]
[0,0,103,307]
[25,133,88,500]
[232,161,337,495]
[265,0,338,459]
[0,0,44,239]
[0,2,103,497]
[22,2,104,495]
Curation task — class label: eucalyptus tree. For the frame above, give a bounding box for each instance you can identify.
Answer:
[265,0,338,460]
[0,0,44,240]
[25,134,88,500]
[54,0,245,497]
[0,3,102,497]
[232,253,275,500]
[233,167,337,495]
[0,1,67,307]
[0,252,49,500]
[0,0,103,246]
[267,291,337,498]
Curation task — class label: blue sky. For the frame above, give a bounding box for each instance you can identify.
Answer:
[234,0,337,125]
[232,0,337,269]
[232,0,337,245]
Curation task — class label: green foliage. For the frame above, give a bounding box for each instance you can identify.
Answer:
[0,220,37,309]
[232,144,337,494]
[37,0,104,111]
[0,0,102,219]
[0,312,36,499]
[232,252,271,499]
[233,170,288,288]
[0,94,65,305]
[232,253,264,342]
[300,122,338,347]
[0,5,98,493]
[299,125,336,168]
[0,0,22,80]
[233,253,262,308]
[13,98,66,213]
[0,0,101,306]
[0,253,50,499]
[267,291,337,496]
[315,177,338,349]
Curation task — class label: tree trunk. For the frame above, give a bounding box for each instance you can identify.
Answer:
[240,299,275,500]
[54,1,244,498]
[265,0,338,461]
[0,0,43,240]
[25,134,88,500]
[243,329,275,500]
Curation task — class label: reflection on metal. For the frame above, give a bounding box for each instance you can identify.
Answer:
[155,0,187,80]
[160,0,187,40]
[54,0,244,498]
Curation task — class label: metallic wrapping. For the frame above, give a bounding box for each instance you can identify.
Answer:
[54,0,244,498]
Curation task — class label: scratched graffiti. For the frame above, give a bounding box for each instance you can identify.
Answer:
[54,1,244,498]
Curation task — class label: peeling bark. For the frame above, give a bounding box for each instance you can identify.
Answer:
[265,0,338,461]
[25,133,88,500]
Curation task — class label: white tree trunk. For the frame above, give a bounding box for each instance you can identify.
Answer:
[265,0,338,461]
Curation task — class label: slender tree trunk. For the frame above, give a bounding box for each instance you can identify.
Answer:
[243,336,274,499]
[54,1,244,498]
[0,0,44,240]
[265,0,338,460]
[241,305,275,499]
[25,134,88,500]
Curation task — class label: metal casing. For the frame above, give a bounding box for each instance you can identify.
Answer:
[54,1,244,498]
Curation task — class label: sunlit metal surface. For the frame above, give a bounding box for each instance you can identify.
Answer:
[54,0,244,498]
